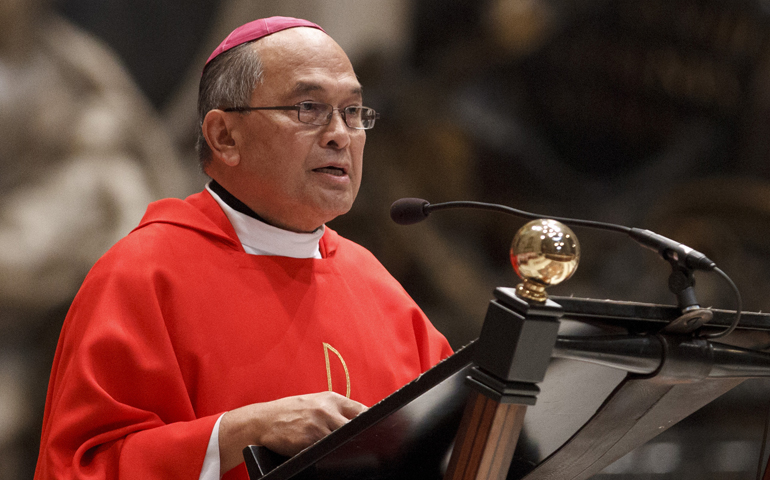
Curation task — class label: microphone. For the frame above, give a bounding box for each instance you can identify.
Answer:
[389,198,430,225]
[390,198,716,271]
[628,229,715,271]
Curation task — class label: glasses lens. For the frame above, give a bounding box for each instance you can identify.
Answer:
[297,102,332,126]
[359,107,377,129]
[344,106,377,129]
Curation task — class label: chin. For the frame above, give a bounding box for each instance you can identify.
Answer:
[323,195,356,213]
[315,205,353,226]
[302,192,357,224]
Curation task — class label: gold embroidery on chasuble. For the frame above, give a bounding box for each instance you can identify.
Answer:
[322,342,350,398]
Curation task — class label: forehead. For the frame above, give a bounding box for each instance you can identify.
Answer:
[253,28,362,99]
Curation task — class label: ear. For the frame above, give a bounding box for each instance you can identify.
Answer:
[202,110,240,167]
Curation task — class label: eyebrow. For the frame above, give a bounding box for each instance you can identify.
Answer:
[291,82,363,98]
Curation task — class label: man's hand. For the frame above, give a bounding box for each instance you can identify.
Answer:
[218,392,367,474]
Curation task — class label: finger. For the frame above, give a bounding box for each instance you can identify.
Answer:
[317,400,364,431]
[323,411,350,432]
[317,391,367,418]
[337,398,368,420]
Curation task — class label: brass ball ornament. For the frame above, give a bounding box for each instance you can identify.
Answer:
[510,219,580,302]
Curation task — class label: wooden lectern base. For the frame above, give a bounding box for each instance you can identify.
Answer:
[444,390,527,480]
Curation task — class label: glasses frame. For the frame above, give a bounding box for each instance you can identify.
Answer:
[223,102,379,130]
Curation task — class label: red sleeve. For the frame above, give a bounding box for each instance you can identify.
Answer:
[34,249,218,480]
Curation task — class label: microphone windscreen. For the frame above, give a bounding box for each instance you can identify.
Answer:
[390,198,430,225]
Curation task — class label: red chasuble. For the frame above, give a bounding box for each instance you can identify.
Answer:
[35,190,452,480]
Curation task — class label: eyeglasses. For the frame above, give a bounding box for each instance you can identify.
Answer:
[223,101,379,130]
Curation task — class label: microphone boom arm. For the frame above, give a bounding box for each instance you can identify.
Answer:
[390,198,741,338]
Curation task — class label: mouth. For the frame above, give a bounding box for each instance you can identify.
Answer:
[313,166,347,177]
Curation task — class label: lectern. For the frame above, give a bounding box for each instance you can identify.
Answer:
[244,219,770,480]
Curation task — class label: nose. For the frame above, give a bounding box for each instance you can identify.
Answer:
[321,109,351,149]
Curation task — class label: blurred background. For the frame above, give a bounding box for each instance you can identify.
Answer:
[3,0,770,478]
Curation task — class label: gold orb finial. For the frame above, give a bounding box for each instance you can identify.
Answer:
[510,219,580,302]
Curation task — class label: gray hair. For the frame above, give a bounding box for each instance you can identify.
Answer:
[196,42,264,169]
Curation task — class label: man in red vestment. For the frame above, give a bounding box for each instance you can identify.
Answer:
[34,16,452,480]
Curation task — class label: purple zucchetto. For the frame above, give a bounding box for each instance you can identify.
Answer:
[205,16,326,67]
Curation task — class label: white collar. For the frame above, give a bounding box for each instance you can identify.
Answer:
[206,183,324,259]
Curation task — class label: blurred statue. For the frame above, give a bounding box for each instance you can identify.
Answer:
[0,0,194,476]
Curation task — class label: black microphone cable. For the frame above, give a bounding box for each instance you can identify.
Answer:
[705,267,742,340]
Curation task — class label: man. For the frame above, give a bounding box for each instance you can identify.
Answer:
[34,16,452,480]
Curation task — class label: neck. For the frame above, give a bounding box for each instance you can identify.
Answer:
[208,180,273,225]
[208,180,324,234]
